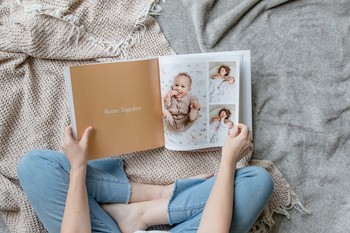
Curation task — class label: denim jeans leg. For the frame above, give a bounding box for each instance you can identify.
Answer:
[167,178,215,226]
[168,166,274,233]
[86,158,131,203]
[229,166,274,233]
[17,149,130,233]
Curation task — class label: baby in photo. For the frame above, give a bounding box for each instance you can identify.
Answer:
[209,108,234,143]
[210,65,236,103]
[163,72,201,132]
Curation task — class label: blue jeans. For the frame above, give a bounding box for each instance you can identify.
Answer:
[17,149,273,233]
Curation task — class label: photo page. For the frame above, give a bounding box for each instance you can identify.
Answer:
[159,54,240,150]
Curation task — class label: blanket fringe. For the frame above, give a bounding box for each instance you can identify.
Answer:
[251,190,311,232]
[149,1,162,16]
[13,0,162,59]
[284,189,312,215]
[250,220,270,233]
[251,203,311,232]
[271,189,311,220]
[291,201,312,215]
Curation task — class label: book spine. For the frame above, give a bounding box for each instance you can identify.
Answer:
[63,67,78,140]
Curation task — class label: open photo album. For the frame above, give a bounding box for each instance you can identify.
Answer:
[64,50,251,159]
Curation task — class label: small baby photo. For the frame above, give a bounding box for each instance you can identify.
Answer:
[209,104,235,144]
[209,62,237,103]
[160,63,208,147]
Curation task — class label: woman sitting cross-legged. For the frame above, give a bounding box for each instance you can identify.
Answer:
[17,123,273,233]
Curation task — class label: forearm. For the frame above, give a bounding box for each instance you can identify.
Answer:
[198,123,251,232]
[198,158,237,233]
[61,166,91,233]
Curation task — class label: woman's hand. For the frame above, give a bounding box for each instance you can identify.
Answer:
[222,123,252,166]
[61,126,93,233]
[60,125,93,170]
[199,126,250,233]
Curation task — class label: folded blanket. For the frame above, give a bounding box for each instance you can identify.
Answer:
[0,0,307,232]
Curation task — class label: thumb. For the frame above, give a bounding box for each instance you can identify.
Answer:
[80,126,93,145]
[229,125,239,137]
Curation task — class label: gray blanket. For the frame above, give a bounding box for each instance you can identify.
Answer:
[157,0,350,232]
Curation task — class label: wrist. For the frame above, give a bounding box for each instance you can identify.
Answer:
[221,150,239,166]
[69,166,87,185]
[70,164,87,173]
[218,159,236,177]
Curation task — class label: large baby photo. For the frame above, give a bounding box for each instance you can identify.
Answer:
[160,63,208,148]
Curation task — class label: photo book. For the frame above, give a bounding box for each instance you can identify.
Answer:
[64,50,252,159]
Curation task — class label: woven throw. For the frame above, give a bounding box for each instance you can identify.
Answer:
[0,0,308,232]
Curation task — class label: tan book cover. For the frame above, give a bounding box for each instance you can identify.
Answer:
[65,58,164,159]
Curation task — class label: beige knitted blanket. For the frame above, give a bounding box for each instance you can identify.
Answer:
[0,0,309,232]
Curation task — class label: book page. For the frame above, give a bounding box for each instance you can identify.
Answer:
[66,58,164,159]
[159,52,242,151]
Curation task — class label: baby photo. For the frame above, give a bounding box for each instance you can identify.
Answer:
[163,72,201,132]
[209,105,236,144]
[209,62,237,103]
[160,63,207,147]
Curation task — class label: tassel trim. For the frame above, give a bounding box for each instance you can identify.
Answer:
[13,0,162,59]
[251,190,311,232]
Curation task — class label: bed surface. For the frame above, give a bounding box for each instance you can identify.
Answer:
[1,0,349,232]
[156,0,350,232]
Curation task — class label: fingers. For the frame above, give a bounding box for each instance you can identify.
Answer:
[238,123,248,135]
[236,123,253,146]
[229,125,239,137]
[80,126,93,145]
[64,125,93,145]
[229,123,249,138]
[64,125,74,142]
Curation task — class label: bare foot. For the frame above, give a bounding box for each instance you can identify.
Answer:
[101,203,147,233]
